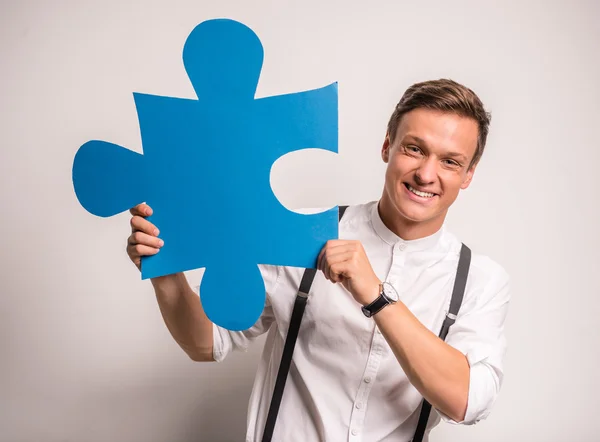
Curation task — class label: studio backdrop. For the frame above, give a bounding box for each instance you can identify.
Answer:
[1,1,599,441]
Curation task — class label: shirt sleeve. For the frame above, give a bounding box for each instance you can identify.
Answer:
[205,264,280,363]
[438,256,511,425]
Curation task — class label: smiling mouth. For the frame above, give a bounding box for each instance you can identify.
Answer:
[404,183,437,198]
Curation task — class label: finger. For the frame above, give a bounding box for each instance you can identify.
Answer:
[325,243,356,258]
[325,249,355,263]
[318,244,330,279]
[130,215,159,236]
[329,263,347,283]
[324,260,335,282]
[319,247,335,278]
[322,257,331,281]
[129,231,164,248]
[324,240,353,250]
[327,250,358,282]
[318,240,353,271]
[128,243,160,258]
[323,250,355,274]
[129,203,153,217]
[324,250,349,279]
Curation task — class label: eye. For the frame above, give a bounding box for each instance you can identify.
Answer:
[443,159,461,168]
[404,144,423,155]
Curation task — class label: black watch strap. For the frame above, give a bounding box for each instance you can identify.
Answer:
[361,293,390,318]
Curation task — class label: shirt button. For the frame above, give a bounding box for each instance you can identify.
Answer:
[364,376,372,383]
[351,429,359,436]
[398,243,406,251]
[355,402,363,409]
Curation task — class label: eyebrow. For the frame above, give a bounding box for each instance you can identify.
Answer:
[403,135,427,145]
[403,135,469,163]
[444,151,469,162]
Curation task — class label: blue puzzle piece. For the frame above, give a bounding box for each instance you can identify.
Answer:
[72,19,339,330]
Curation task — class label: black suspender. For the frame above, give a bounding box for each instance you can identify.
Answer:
[262,205,348,442]
[412,243,471,442]
[261,206,472,442]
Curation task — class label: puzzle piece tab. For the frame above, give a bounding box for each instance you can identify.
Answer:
[72,19,338,330]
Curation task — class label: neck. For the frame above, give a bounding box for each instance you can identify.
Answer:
[377,197,446,241]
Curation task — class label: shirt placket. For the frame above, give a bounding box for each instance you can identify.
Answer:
[348,328,386,441]
[347,242,406,441]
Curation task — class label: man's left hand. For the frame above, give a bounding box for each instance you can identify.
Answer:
[317,240,381,306]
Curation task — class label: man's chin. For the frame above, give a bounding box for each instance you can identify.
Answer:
[396,204,442,225]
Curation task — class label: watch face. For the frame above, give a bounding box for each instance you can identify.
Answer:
[382,282,399,302]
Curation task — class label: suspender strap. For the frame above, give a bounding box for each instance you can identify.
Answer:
[298,268,317,297]
[261,292,308,441]
[262,205,348,442]
[412,243,472,442]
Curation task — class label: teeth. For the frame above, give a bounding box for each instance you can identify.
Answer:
[408,185,435,198]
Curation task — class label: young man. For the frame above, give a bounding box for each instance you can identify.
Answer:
[126,79,510,441]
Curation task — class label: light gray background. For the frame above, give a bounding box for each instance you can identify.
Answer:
[2,1,599,441]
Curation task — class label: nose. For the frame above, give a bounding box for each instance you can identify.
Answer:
[415,157,437,185]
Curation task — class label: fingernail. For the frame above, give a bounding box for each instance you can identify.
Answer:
[158,239,164,247]
[154,229,159,236]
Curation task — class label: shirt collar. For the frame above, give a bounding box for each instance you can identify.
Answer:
[370,201,445,252]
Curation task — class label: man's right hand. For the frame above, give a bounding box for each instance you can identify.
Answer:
[126,203,164,271]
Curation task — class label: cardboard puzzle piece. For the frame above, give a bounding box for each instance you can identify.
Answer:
[72,19,339,330]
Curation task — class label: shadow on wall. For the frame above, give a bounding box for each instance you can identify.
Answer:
[69,350,258,442]
[184,355,256,442]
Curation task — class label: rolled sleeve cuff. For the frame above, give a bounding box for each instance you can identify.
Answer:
[437,344,501,425]
[212,323,232,363]
[193,283,233,364]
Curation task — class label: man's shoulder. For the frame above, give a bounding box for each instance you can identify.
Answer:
[443,230,510,303]
[443,228,508,275]
[469,253,510,303]
[469,252,509,280]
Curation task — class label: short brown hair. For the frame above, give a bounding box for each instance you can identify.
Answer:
[386,79,491,169]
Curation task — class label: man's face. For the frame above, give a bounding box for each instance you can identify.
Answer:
[381,108,479,229]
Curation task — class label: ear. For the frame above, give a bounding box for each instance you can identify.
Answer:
[460,165,477,190]
[381,134,391,163]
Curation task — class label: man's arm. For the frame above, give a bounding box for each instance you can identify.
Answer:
[152,272,215,362]
[374,303,469,422]
[318,240,508,424]
[127,203,215,362]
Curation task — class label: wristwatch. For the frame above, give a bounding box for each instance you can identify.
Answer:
[361,282,399,318]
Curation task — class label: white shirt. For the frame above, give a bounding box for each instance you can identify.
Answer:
[211,201,510,442]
